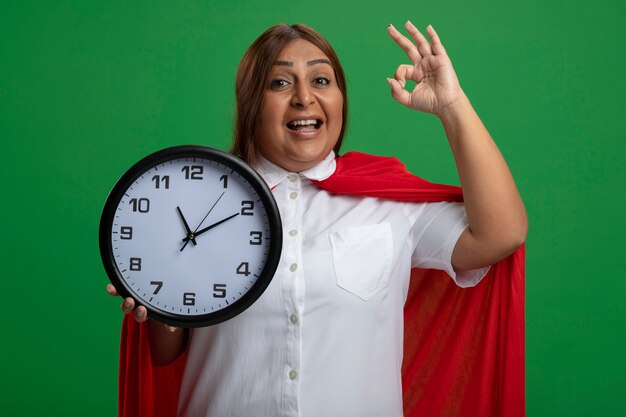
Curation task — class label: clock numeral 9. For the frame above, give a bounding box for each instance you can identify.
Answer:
[213,284,227,298]
[129,257,142,271]
[236,262,251,276]
[120,226,133,240]
[151,175,170,189]
[241,201,254,216]
[182,165,203,180]
[249,231,262,245]
[183,292,195,306]
[129,198,150,213]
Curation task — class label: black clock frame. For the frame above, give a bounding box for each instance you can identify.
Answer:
[99,145,283,327]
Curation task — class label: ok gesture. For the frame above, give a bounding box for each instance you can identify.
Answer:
[387,22,464,116]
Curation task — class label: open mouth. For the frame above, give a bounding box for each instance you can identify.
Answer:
[286,119,323,132]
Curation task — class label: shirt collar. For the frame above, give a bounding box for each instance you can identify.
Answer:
[253,151,337,188]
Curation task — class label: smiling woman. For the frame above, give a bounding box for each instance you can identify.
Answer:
[255,39,344,173]
[113,22,527,417]
[231,24,348,169]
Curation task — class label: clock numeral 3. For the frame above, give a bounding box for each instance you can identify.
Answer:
[129,198,150,213]
[249,231,262,245]
[241,201,254,216]
[129,257,142,271]
[183,292,196,306]
[182,165,203,180]
[213,284,227,298]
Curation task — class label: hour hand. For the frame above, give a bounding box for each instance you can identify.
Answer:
[177,206,197,246]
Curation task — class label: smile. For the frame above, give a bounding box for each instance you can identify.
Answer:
[286,119,324,132]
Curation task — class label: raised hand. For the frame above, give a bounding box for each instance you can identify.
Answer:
[387,21,465,116]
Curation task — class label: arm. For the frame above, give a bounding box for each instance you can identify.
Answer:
[387,22,527,270]
[107,284,189,365]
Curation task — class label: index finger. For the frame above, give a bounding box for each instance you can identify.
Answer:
[387,24,421,63]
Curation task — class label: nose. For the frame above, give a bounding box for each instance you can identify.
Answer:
[291,82,315,108]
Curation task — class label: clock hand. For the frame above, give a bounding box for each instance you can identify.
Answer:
[180,192,225,251]
[176,206,197,246]
[182,213,240,244]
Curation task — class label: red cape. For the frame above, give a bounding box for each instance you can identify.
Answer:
[118,151,525,417]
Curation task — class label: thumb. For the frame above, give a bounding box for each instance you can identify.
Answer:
[386,78,411,107]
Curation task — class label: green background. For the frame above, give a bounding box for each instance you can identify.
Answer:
[1,1,624,416]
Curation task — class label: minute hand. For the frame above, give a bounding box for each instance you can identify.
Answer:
[182,213,240,243]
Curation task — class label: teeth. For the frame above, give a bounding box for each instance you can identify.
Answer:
[290,119,318,126]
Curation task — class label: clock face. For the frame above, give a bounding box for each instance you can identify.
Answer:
[99,146,282,327]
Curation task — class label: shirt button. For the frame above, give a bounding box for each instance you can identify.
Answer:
[289,370,298,380]
[289,263,298,272]
[289,192,298,200]
[289,229,298,237]
[289,314,298,324]
[288,174,298,182]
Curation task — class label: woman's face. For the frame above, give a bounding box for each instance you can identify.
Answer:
[256,39,344,172]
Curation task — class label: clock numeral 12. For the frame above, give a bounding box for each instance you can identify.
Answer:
[182,165,203,180]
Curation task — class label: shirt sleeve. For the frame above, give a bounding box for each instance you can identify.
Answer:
[408,202,489,288]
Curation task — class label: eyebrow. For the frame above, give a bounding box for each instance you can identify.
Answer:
[273,59,332,67]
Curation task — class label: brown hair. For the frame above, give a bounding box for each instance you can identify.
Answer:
[231,24,348,164]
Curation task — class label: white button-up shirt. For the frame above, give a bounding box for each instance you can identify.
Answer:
[179,152,488,417]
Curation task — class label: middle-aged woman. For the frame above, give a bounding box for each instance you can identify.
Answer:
[111,21,527,417]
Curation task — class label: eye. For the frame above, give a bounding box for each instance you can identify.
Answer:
[269,79,290,90]
[313,77,330,86]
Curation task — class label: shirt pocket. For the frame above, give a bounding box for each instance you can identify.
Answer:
[329,223,393,301]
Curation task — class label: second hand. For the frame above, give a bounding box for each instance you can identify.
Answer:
[181,191,225,252]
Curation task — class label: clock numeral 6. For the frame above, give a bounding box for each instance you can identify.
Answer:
[182,165,203,180]
[249,231,262,245]
[120,226,133,240]
[183,292,195,306]
[129,257,142,271]
[236,262,251,276]
[213,284,227,298]
[241,201,254,216]
[129,198,150,213]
